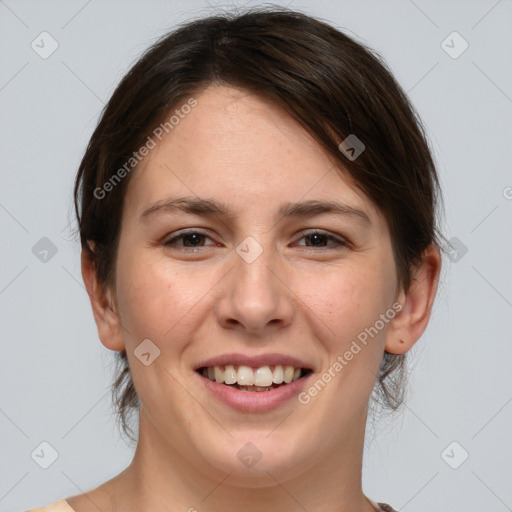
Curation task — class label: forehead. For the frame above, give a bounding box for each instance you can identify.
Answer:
[124,84,382,225]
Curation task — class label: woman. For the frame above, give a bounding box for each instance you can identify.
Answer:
[28,7,442,512]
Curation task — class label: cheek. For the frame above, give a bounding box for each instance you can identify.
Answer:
[114,248,178,338]
[308,261,395,355]
[114,248,215,343]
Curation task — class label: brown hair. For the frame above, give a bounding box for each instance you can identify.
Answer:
[74,6,444,443]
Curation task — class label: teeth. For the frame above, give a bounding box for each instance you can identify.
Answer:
[272,365,284,384]
[224,365,237,385]
[214,366,224,383]
[201,364,305,387]
[254,366,273,387]
[237,365,254,386]
[238,385,273,392]
[284,365,294,383]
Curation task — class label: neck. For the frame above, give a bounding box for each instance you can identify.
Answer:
[109,409,376,512]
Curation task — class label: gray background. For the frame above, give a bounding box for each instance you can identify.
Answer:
[1,1,511,511]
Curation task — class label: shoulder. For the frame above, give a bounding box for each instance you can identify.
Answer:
[26,499,75,512]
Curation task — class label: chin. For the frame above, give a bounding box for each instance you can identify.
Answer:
[191,430,319,487]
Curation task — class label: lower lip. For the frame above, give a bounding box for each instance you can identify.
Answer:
[197,372,311,412]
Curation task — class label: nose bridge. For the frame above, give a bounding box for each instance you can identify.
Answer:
[235,236,276,295]
[234,234,281,302]
[217,234,294,332]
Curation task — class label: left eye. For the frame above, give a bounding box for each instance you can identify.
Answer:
[295,231,347,249]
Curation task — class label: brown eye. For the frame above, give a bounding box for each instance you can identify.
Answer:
[164,230,215,251]
[295,230,348,250]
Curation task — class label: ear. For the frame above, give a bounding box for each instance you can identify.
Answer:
[81,242,125,352]
[385,244,442,354]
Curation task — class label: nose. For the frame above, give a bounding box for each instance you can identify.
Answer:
[215,239,295,335]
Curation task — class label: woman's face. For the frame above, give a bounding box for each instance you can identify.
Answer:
[108,85,401,483]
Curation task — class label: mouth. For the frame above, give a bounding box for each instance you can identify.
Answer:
[196,364,313,392]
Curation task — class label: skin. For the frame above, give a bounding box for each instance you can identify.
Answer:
[71,84,441,512]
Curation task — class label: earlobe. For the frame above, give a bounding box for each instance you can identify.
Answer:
[81,244,125,352]
[385,244,442,355]
[385,338,409,355]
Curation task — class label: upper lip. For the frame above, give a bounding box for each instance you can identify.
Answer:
[195,353,312,371]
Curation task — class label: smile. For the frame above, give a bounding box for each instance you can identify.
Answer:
[197,364,310,391]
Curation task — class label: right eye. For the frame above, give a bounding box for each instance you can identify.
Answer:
[163,230,217,252]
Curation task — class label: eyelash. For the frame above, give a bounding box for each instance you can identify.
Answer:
[163,229,348,252]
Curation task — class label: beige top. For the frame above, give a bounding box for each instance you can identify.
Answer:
[27,497,395,511]
[26,499,74,512]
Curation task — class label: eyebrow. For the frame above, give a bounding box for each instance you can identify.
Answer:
[140,196,372,226]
